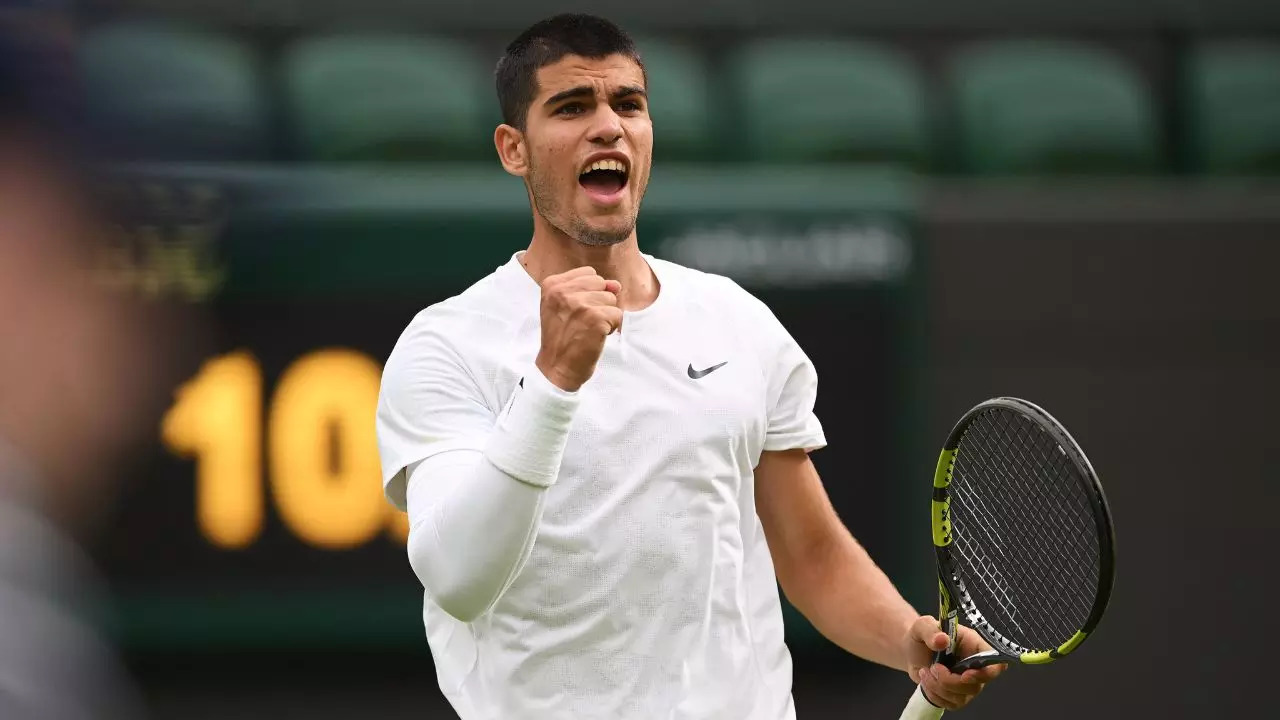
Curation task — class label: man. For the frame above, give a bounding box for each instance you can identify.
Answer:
[0,16,149,720]
[376,14,1002,718]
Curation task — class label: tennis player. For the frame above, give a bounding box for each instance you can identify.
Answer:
[376,14,1003,718]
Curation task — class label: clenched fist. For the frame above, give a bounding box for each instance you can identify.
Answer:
[535,266,623,392]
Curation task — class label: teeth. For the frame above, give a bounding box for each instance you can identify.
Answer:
[581,159,628,176]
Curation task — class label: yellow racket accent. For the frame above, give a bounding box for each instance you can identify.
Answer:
[931,497,952,547]
[937,578,952,619]
[1057,630,1088,655]
[933,448,956,488]
[1019,630,1089,664]
[1020,650,1055,664]
[931,448,956,547]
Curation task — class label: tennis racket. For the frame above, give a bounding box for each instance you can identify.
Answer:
[899,397,1116,719]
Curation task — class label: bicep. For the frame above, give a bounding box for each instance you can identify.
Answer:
[755,448,849,588]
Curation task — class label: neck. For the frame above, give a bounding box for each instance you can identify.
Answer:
[520,219,660,312]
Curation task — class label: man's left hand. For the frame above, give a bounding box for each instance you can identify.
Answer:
[904,616,1006,711]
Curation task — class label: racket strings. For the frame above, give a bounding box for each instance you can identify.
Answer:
[948,408,1101,652]
[967,414,1098,634]
[994,415,1100,601]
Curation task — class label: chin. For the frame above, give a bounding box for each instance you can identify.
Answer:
[575,231,630,247]
[573,221,633,247]
[565,208,632,245]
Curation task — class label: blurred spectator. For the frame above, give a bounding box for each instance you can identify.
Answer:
[0,11,153,720]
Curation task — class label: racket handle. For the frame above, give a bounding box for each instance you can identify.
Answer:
[950,649,1006,673]
[898,685,945,720]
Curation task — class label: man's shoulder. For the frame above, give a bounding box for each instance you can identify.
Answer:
[420,270,518,324]
[653,257,770,316]
[654,258,794,358]
[388,266,530,364]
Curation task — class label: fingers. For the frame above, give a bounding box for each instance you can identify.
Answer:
[909,615,938,639]
[911,614,952,653]
[918,663,987,711]
[918,666,966,709]
[534,266,625,391]
[552,266,598,280]
[545,267,623,295]
[598,306,624,334]
[909,616,949,652]
[929,632,949,652]
[906,621,1004,710]
[543,274,622,321]
[550,274,614,294]
[973,663,1007,682]
[957,625,993,654]
[577,291,620,307]
[903,615,947,690]
[569,293,622,334]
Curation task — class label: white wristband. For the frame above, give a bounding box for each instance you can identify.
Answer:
[482,365,580,488]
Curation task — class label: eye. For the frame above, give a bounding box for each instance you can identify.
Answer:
[555,102,585,116]
[617,100,644,113]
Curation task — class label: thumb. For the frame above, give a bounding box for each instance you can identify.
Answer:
[928,631,949,652]
[910,616,949,651]
[603,279,622,294]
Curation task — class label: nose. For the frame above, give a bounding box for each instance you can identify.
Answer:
[587,104,623,145]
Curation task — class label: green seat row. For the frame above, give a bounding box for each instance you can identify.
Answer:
[1185,42,1280,174]
[80,21,1280,174]
[82,22,271,160]
[949,41,1160,174]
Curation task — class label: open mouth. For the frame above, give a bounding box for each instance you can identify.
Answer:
[578,158,629,203]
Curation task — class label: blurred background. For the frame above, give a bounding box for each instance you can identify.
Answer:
[1,0,1276,718]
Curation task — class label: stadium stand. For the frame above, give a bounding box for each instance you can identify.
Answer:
[947,40,1161,174]
[280,35,492,161]
[733,39,931,167]
[1185,40,1280,174]
[635,36,715,161]
[81,21,270,160]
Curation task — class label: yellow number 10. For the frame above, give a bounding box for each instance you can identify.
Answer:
[161,349,409,550]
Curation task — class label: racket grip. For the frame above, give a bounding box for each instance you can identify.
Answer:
[897,685,945,720]
[949,649,1005,674]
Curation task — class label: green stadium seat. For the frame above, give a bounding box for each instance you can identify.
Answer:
[948,41,1160,174]
[281,35,492,162]
[81,21,270,160]
[1185,41,1280,174]
[732,39,931,166]
[635,38,713,161]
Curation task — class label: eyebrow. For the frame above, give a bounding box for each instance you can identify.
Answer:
[543,85,648,107]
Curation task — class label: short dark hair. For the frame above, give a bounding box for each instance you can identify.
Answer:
[495,13,644,130]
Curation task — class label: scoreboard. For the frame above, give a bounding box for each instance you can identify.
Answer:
[95,165,923,652]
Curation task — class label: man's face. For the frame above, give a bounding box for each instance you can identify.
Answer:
[0,136,159,519]
[520,53,652,246]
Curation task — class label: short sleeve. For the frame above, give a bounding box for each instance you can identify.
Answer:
[376,312,496,511]
[755,301,826,454]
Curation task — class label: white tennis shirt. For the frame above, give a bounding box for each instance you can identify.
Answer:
[377,252,826,719]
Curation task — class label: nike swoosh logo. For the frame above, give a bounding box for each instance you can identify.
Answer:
[687,361,728,379]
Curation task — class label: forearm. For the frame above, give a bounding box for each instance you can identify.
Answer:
[782,533,918,671]
[405,367,578,622]
[405,452,547,622]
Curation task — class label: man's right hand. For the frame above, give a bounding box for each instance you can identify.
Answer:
[535,266,623,392]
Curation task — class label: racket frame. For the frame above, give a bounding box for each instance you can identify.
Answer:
[931,397,1115,673]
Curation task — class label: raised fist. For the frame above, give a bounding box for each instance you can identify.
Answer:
[534,266,623,392]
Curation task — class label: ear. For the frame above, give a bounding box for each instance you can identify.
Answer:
[494,124,528,177]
